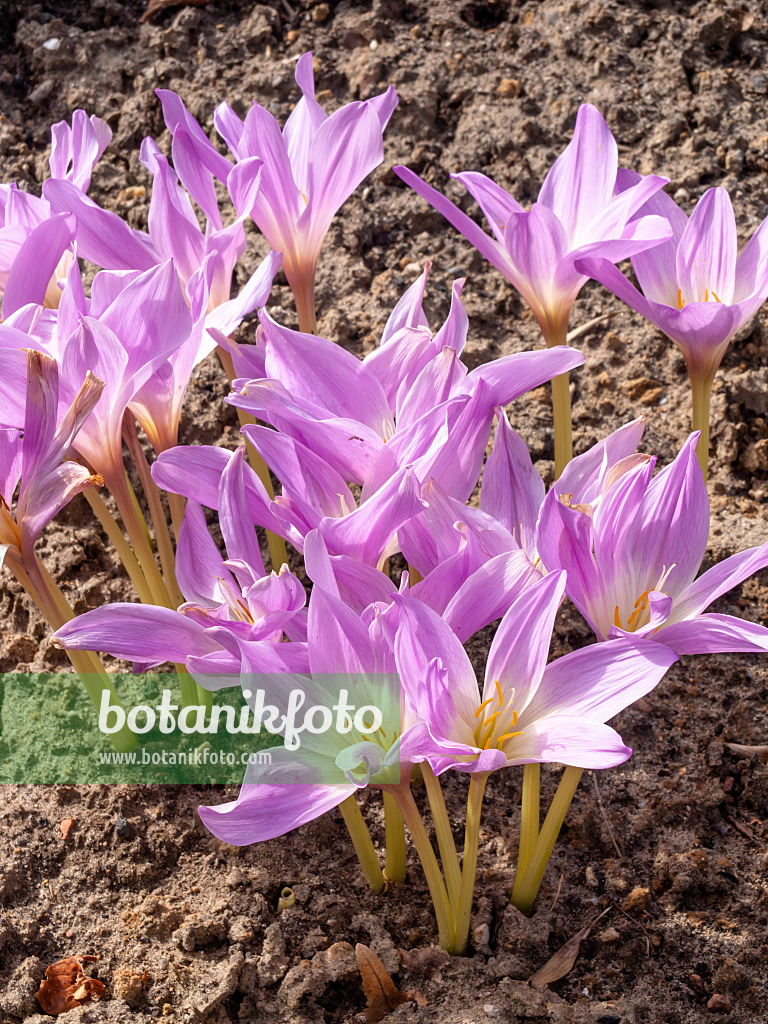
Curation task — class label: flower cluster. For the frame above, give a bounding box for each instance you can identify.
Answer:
[2,54,767,955]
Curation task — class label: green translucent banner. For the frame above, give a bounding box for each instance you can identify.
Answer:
[0,671,404,786]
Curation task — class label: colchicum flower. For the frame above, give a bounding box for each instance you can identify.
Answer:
[575,177,768,477]
[394,571,677,775]
[219,52,398,332]
[536,431,768,654]
[394,105,671,474]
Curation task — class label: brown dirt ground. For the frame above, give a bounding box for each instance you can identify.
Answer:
[1,1,768,1021]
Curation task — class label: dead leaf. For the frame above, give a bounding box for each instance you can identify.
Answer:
[725,742,768,764]
[140,0,210,23]
[36,955,106,1015]
[59,818,76,842]
[355,944,424,1023]
[529,908,611,989]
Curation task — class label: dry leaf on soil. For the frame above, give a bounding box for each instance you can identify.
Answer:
[724,742,768,764]
[529,908,612,989]
[355,943,424,1023]
[36,955,106,1015]
[140,0,210,23]
[59,818,75,841]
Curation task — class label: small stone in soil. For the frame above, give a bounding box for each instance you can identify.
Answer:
[707,993,733,1013]
[115,818,129,837]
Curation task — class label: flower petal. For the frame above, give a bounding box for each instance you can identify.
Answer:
[655,613,768,655]
[521,636,677,724]
[52,604,221,664]
[484,570,566,711]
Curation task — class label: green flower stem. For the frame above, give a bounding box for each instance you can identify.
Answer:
[551,372,573,479]
[517,762,541,879]
[104,468,174,610]
[390,782,455,951]
[511,766,583,915]
[690,372,713,482]
[542,322,572,479]
[217,347,289,572]
[383,791,407,885]
[452,771,488,956]
[123,415,184,608]
[339,794,385,894]
[167,491,186,545]
[422,763,461,912]
[82,488,155,606]
[9,550,137,753]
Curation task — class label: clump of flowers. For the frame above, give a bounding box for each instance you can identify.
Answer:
[0,58,766,960]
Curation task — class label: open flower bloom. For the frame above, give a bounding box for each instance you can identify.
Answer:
[0,111,110,309]
[394,105,671,345]
[194,580,407,845]
[153,432,426,571]
[229,279,584,502]
[220,52,397,331]
[536,432,768,654]
[398,413,649,592]
[575,177,768,383]
[0,349,104,565]
[393,571,678,775]
[54,459,308,683]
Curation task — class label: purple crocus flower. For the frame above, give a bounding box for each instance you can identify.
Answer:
[0,111,110,309]
[53,448,308,677]
[394,106,671,348]
[0,349,103,564]
[229,280,584,504]
[393,571,677,775]
[194,581,406,845]
[219,52,397,332]
[536,432,768,654]
[575,177,768,476]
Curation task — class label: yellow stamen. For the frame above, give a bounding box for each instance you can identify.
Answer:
[614,605,623,629]
[495,679,504,705]
[496,730,523,745]
[475,696,494,718]
[711,290,721,303]
[677,289,685,310]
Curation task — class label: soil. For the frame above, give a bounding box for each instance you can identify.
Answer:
[1,0,768,1022]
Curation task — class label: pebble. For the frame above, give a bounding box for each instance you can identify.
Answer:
[707,992,733,1013]
[497,77,521,98]
[483,1005,502,1018]
[751,72,767,94]
[312,3,330,22]
[28,78,55,106]
[42,38,61,50]
[115,817,129,837]
[402,262,422,279]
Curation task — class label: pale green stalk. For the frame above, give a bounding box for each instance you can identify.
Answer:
[422,763,461,912]
[690,372,713,482]
[339,794,385,893]
[452,771,488,955]
[382,791,407,884]
[511,766,583,915]
[390,783,455,951]
[7,549,136,753]
[123,415,184,608]
[517,762,540,879]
